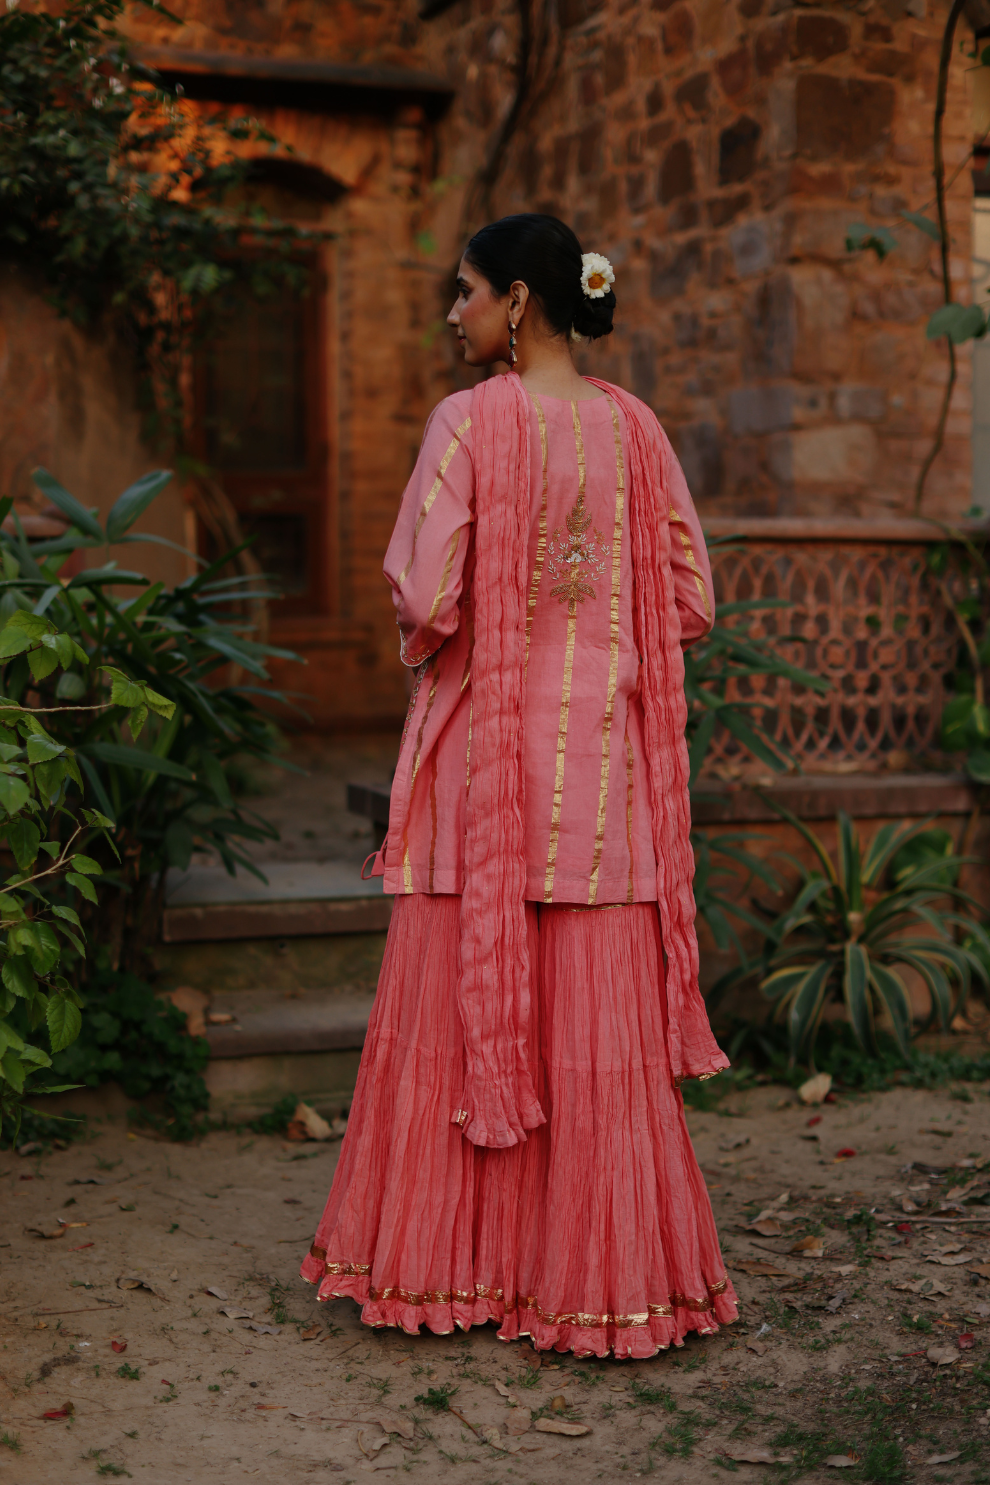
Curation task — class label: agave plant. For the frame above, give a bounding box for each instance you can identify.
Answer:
[757,804,990,1066]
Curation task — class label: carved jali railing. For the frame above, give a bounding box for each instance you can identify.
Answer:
[700,518,979,779]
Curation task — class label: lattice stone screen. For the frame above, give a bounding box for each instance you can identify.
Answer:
[701,519,968,779]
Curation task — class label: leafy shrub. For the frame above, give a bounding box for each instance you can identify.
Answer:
[50,968,209,1141]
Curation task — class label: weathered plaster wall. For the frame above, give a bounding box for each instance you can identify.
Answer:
[0,269,187,587]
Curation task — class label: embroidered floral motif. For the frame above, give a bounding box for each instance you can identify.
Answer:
[547,490,610,606]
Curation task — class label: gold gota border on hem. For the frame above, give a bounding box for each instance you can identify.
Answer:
[401,657,440,893]
[670,505,712,621]
[524,393,550,670]
[317,1265,730,1327]
[427,529,461,628]
[397,415,471,586]
[588,396,626,905]
[543,401,585,904]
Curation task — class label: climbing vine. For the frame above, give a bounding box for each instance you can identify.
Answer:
[0,0,313,447]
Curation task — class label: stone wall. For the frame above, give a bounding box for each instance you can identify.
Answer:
[416,0,976,521]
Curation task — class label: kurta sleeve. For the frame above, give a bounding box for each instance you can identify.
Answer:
[384,394,475,668]
[667,452,715,648]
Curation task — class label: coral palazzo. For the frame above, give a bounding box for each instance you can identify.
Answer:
[301,377,739,1358]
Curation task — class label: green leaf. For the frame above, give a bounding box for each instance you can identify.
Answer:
[55,670,86,701]
[34,758,67,804]
[47,994,82,1054]
[83,742,195,781]
[31,468,105,542]
[27,922,60,977]
[200,752,233,808]
[927,303,987,344]
[69,854,102,876]
[27,646,58,682]
[0,628,33,660]
[786,960,832,1061]
[65,871,98,904]
[51,904,82,929]
[67,565,148,589]
[843,941,873,1050]
[0,1021,25,1056]
[869,962,912,1058]
[901,210,942,243]
[0,1049,25,1093]
[19,1044,51,1068]
[26,734,65,764]
[6,818,40,871]
[4,610,52,640]
[105,470,173,543]
[164,818,195,871]
[2,955,35,999]
[0,774,29,815]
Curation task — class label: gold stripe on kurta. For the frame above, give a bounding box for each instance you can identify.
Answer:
[670,506,712,620]
[544,401,585,903]
[397,416,471,586]
[524,393,550,669]
[427,529,461,627]
[624,727,635,904]
[588,398,626,904]
[402,658,440,893]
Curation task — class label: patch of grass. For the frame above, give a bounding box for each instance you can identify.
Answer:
[116,1363,140,1381]
[630,1378,678,1411]
[651,1414,700,1458]
[95,1466,132,1478]
[901,1312,933,1334]
[0,1431,21,1453]
[367,1376,393,1399]
[516,1368,541,1390]
[413,1384,458,1413]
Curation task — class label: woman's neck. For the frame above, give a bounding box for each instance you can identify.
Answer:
[512,331,604,401]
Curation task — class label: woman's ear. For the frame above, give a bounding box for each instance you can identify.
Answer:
[509,279,530,324]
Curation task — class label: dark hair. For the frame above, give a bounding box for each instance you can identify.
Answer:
[464,213,615,341]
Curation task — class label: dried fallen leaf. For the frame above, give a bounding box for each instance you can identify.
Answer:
[926,1253,972,1267]
[825,1291,847,1313]
[300,1325,323,1341]
[218,1306,254,1319]
[550,1395,567,1412]
[291,1101,333,1142]
[926,1347,960,1367]
[719,1135,750,1152]
[375,1415,414,1441]
[900,1195,920,1213]
[241,1321,282,1336]
[834,1148,857,1161]
[824,1455,858,1468]
[968,1263,990,1280]
[494,1381,512,1398]
[832,1265,858,1277]
[733,1261,792,1277]
[117,1275,168,1300]
[721,1447,793,1465]
[206,1286,228,1300]
[799,1073,832,1105]
[957,1334,975,1350]
[925,1453,962,1465]
[25,1226,67,1240]
[111,1340,127,1354]
[506,1409,532,1436]
[745,1219,784,1237]
[746,1340,769,1356]
[534,1419,591,1437]
[893,1279,951,1298]
[790,1236,825,1258]
[481,1426,504,1449]
[518,1343,542,1370]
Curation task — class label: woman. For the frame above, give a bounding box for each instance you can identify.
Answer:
[301,214,737,1360]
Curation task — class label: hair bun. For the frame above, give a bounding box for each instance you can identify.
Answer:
[572,288,615,341]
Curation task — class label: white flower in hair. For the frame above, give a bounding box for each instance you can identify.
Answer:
[580,252,615,299]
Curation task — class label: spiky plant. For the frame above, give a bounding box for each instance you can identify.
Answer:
[758,804,990,1066]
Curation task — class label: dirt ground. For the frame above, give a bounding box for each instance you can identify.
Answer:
[2,1084,990,1485]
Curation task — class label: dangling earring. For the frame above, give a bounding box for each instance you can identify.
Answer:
[508,320,517,367]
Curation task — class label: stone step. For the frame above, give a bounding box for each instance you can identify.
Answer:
[204,989,376,1059]
[162,859,391,943]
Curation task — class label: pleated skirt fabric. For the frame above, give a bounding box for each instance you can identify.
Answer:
[300,893,738,1359]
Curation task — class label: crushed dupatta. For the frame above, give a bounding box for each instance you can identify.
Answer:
[452,371,728,1149]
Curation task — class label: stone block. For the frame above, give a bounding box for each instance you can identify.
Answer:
[676,72,711,119]
[660,138,695,201]
[604,38,628,93]
[744,270,796,374]
[650,237,705,299]
[646,80,665,116]
[717,45,751,98]
[719,115,762,184]
[674,310,701,347]
[676,420,724,498]
[730,218,773,276]
[728,384,795,434]
[795,74,895,160]
[578,120,605,176]
[834,385,888,421]
[792,13,849,61]
[630,330,658,401]
[755,20,788,75]
[790,424,880,483]
[663,5,695,56]
[708,189,751,226]
[668,199,701,231]
[787,209,854,261]
[857,45,917,81]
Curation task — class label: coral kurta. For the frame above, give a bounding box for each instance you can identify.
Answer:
[380,386,714,904]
